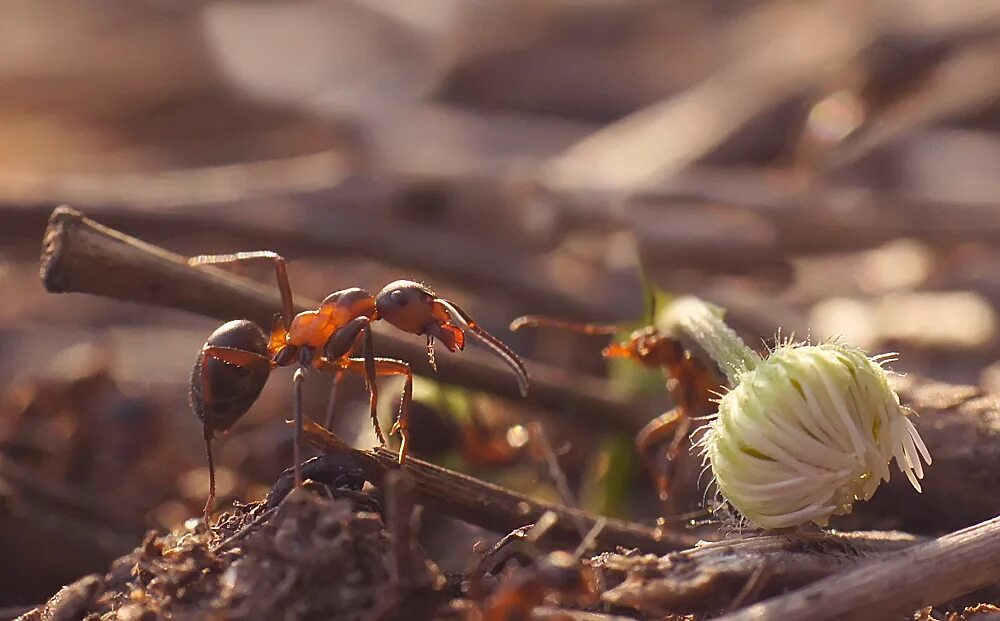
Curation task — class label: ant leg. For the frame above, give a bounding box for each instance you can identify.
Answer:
[387,362,413,464]
[325,357,412,463]
[323,316,383,445]
[198,345,273,522]
[202,431,215,523]
[634,408,686,502]
[323,369,343,430]
[188,251,294,330]
[198,349,217,524]
[292,366,307,487]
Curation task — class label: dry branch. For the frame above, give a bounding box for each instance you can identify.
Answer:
[4,200,629,321]
[300,421,698,555]
[598,530,922,615]
[39,206,647,432]
[716,515,1000,621]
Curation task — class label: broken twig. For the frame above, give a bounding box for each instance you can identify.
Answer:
[39,206,646,432]
[301,421,698,555]
[717,515,1000,621]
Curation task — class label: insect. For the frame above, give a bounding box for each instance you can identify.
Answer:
[188,251,529,519]
[510,314,724,506]
[474,550,596,621]
[468,514,602,621]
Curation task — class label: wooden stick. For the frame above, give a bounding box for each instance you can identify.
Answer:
[39,206,647,432]
[301,421,699,554]
[599,529,922,614]
[716,515,1000,621]
[7,200,630,321]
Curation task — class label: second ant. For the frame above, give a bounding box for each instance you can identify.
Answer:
[510,297,725,510]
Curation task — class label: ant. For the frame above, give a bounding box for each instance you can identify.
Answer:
[468,515,602,621]
[510,309,723,506]
[187,251,529,519]
[473,550,597,621]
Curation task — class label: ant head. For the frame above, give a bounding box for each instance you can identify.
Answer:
[603,327,684,368]
[375,280,464,349]
[319,288,376,323]
[377,280,529,396]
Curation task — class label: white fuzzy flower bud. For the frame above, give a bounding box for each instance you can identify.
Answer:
[667,298,931,529]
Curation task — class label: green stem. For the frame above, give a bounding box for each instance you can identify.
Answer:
[664,297,760,385]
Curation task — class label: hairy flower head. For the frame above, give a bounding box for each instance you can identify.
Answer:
[665,297,932,529]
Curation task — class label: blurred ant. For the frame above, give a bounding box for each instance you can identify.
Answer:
[474,550,597,621]
[468,514,602,621]
[510,307,723,505]
[188,251,529,519]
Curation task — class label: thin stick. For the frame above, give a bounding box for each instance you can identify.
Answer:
[528,421,588,540]
[572,517,607,559]
[39,206,646,433]
[301,421,698,555]
[717,514,1000,621]
[384,470,415,587]
[722,560,772,613]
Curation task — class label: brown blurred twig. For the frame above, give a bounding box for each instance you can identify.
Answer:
[301,421,697,555]
[6,200,633,321]
[38,206,648,432]
[541,0,874,195]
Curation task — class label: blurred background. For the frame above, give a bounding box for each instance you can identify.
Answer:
[3,0,1000,610]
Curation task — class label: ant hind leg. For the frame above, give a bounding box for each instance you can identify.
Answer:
[188,251,295,330]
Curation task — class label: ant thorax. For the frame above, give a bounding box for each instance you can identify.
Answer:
[287,310,338,349]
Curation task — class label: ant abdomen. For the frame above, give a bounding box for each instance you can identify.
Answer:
[190,319,271,437]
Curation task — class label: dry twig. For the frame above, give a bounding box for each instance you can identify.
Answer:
[38,206,646,432]
[301,421,698,555]
[598,529,922,615]
[716,515,1000,621]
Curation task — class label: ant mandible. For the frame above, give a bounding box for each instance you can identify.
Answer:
[188,251,529,519]
[510,311,723,505]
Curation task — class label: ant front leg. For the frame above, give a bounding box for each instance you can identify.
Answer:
[188,251,295,330]
[320,356,413,464]
[634,407,690,503]
[380,360,414,464]
[323,316,383,445]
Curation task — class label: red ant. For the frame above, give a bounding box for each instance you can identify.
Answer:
[473,550,597,621]
[187,252,529,519]
[509,314,723,506]
[467,515,602,621]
